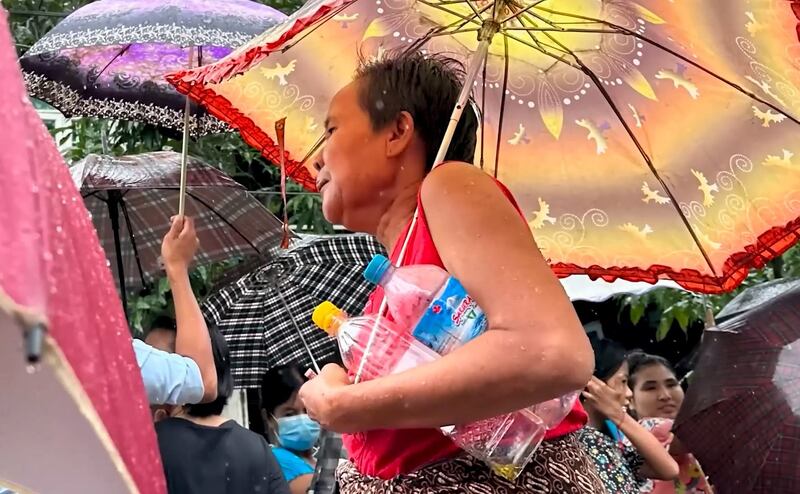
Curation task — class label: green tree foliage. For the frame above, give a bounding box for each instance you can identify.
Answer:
[618,245,800,341]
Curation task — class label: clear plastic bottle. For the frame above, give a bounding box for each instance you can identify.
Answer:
[363,254,487,354]
[311,301,439,381]
[363,255,580,478]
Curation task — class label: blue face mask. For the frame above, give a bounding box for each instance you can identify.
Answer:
[276,414,321,451]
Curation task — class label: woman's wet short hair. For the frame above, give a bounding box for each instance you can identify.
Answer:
[354,49,479,171]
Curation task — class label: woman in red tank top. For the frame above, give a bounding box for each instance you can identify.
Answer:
[298,51,605,493]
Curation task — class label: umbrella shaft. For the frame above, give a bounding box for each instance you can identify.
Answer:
[178,46,196,217]
[178,97,191,216]
[431,39,490,167]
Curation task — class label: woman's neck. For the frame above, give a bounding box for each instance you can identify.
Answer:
[586,408,607,430]
[174,412,228,427]
[375,181,420,251]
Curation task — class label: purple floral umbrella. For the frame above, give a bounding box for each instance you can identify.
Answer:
[20,0,286,136]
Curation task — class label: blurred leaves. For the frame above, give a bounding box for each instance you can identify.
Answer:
[617,245,800,340]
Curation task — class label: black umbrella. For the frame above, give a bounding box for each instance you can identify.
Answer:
[72,151,285,310]
[202,234,386,388]
[674,286,800,493]
[716,277,800,322]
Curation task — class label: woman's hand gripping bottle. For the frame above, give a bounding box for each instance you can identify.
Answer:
[363,254,578,479]
[311,301,439,381]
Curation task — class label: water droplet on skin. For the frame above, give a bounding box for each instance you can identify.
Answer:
[43,252,53,262]
[55,225,63,234]
[31,185,39,194]
[520,346,527,351]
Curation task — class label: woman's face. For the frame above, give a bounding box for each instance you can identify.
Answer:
[314,80,415,231]
[630,363,684,419]
[605,361,633,409]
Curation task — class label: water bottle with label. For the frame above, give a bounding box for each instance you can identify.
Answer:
[362,254,487,354]
[362,254,579,479]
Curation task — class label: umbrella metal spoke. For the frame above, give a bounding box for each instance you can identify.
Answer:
[495,28,580,70]
[533,4,800,124]
[479,52,487,171]
[417,0,485,28]
[503,26,620,34]
[299,132,327,167]
[500,0,551,25]
[188,191,266,255]
[626,29,800,125]
[427,27,481,39]
[493,33,509,178]
[120,199,148,289]
[275,288,321,374]
[90,43,131,87]
[542,29,719,276]
[406,3,492,54]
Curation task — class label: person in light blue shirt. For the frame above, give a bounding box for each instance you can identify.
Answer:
[134,216,218,406]
[261,365,321,494]
[133,337,205,405]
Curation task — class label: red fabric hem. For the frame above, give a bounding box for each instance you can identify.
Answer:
[550,217,800,294]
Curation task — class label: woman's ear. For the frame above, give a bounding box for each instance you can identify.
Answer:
[385,111,415,159]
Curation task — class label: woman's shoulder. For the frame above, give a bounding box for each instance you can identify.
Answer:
[421,162,497,194]
[271,446,311,465]
[271,446,314,480]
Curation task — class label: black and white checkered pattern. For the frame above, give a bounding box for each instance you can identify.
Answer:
[202,234,386,388]
[73,152,285,289]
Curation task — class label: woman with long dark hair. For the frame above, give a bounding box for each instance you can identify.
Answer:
[578,338,678,493]
[627,352,712,493]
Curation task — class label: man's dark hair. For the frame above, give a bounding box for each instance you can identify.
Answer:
[186,324,234,417]
[627,351,676,388]
[355,50,478,171]
[147,315,176,335]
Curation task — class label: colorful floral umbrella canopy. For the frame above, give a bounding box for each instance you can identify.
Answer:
[170,0,800,294]
[20,0,286,135]
[0,8,163,493]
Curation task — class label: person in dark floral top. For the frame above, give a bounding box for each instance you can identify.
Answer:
[577,338,679,494]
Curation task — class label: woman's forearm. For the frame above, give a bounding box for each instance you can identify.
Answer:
[617,415,679,480]
[329,327,591,432]
[168,265,217,402]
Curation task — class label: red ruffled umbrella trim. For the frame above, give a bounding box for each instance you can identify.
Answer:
[166,2,800,294]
